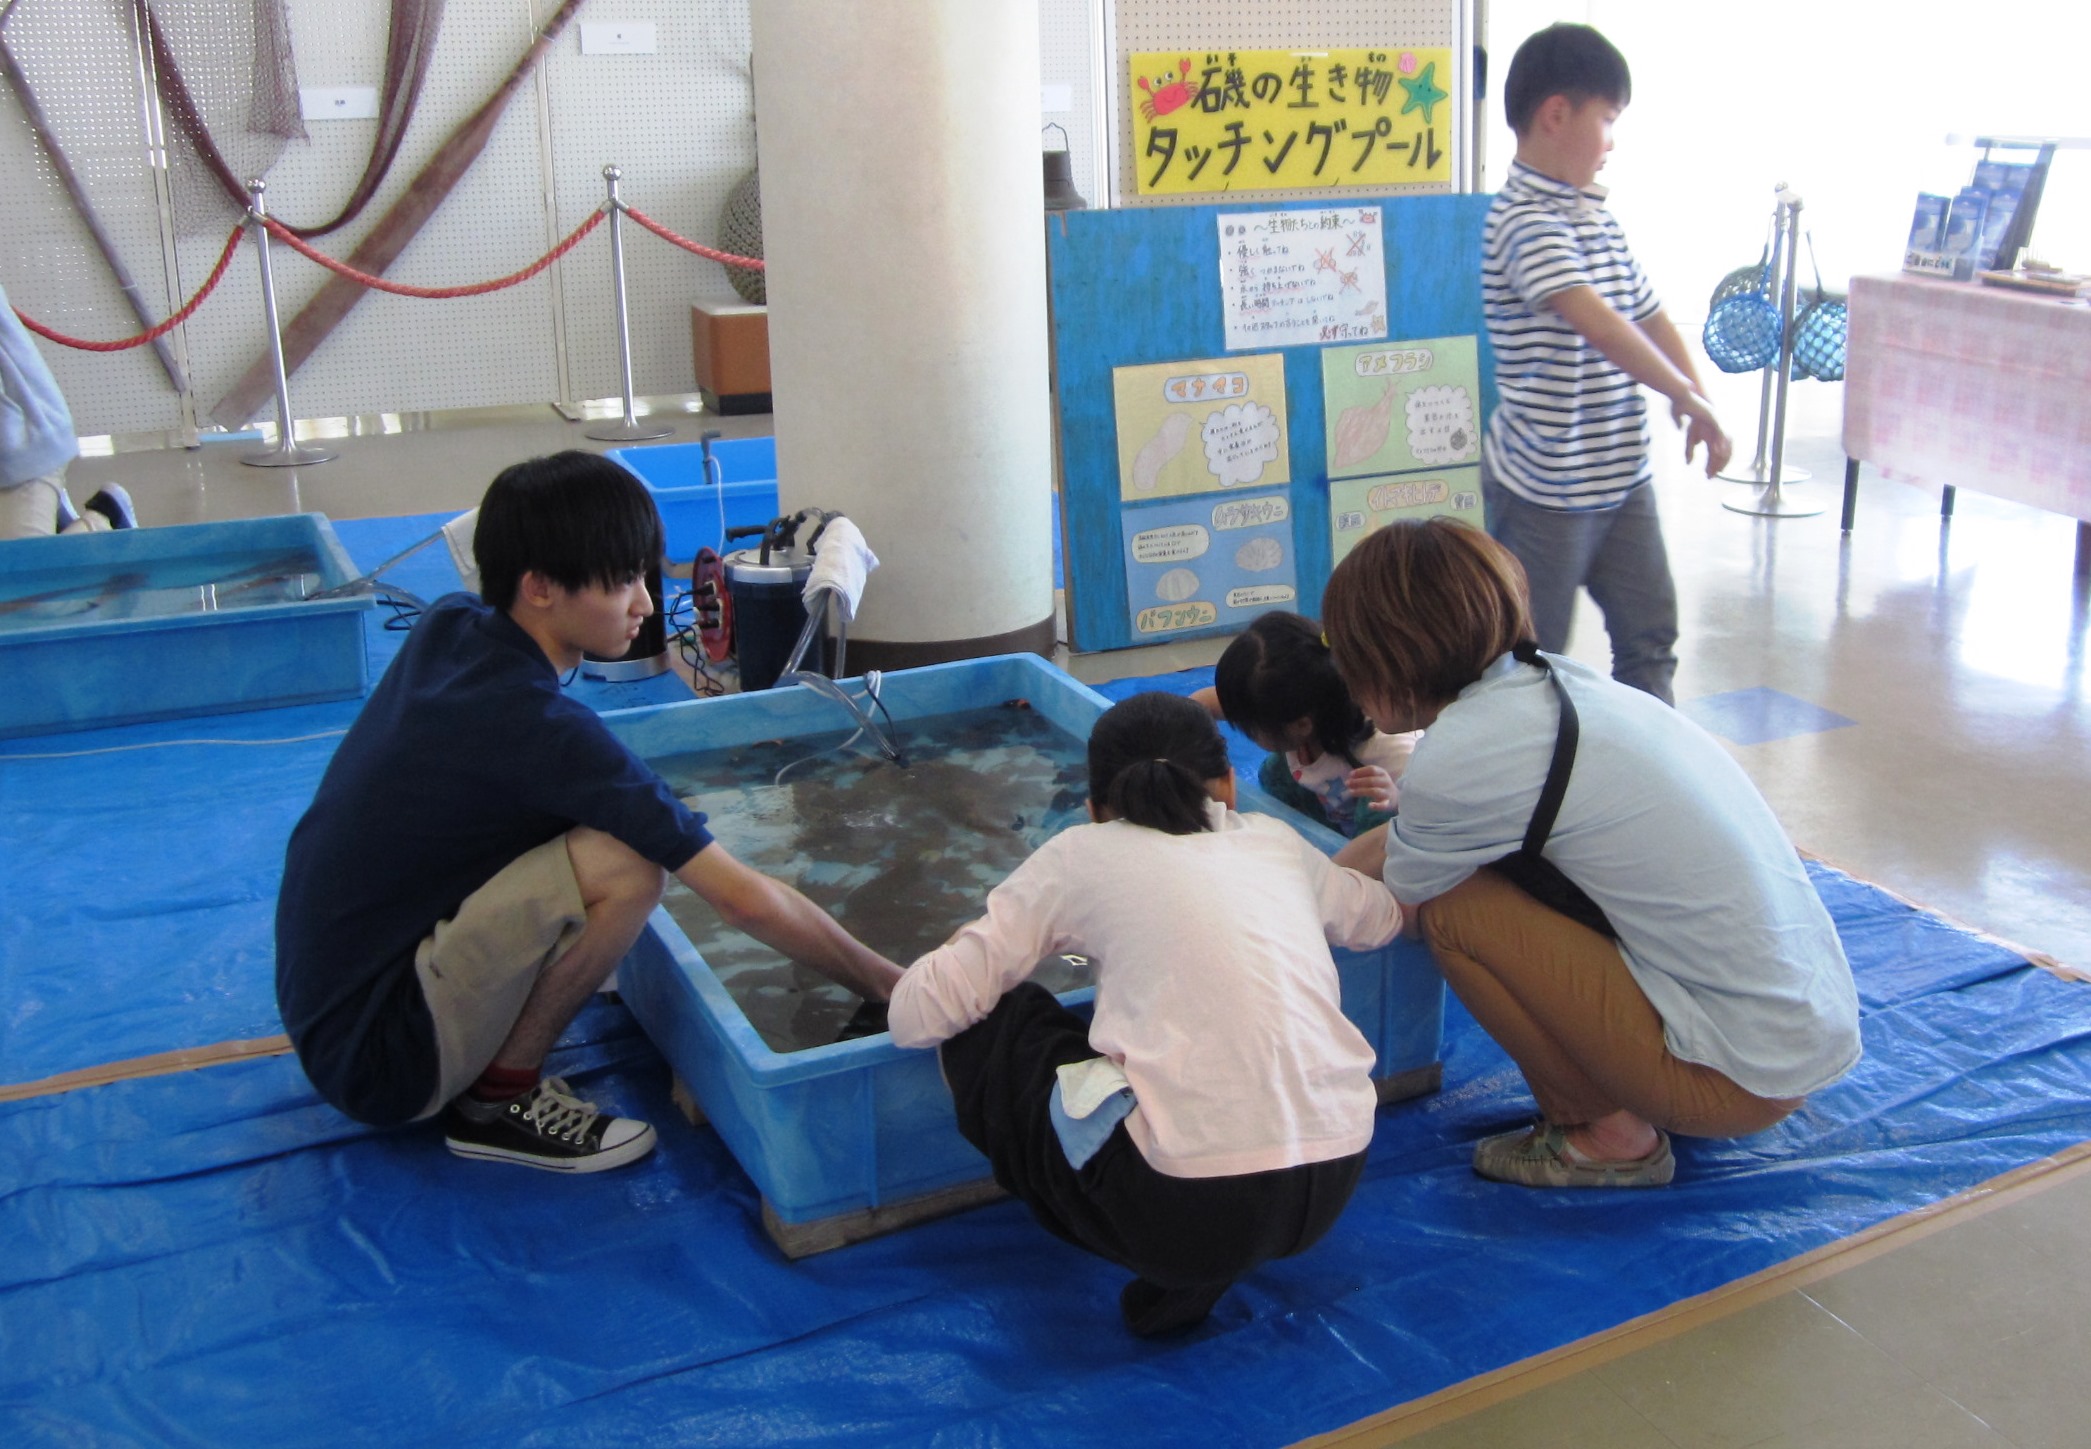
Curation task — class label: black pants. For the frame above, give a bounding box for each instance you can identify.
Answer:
[940,983,1365,1295]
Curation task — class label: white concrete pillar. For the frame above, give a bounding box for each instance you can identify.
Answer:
[751,0,1055,665]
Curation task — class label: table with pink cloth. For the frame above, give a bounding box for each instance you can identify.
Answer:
[1841,271,2091,569]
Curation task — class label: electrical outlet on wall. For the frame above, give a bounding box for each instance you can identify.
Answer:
[580,22,657,55]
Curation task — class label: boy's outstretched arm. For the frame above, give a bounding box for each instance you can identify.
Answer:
[1638,306,1734,477]
[1545,286,1734,477]
[676,842,906,1001]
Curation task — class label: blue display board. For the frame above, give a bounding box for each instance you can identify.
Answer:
[1048,194,1494,652]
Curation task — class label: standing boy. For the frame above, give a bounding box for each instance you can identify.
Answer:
[1481,23,1731,705]
[277,451,902,1173]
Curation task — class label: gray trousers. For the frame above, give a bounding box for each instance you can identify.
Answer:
[1482,469,1678,705]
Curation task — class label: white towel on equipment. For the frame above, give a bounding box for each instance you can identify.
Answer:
[803,516,878,623]
[441,508,482,595]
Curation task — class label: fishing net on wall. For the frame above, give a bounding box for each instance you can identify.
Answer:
[144,0,305,235]
[148,0,445,238]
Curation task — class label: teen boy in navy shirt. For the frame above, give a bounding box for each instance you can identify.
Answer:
[277,451,902,1173]
[1481,24,1733,704]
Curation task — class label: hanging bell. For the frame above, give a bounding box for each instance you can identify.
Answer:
[1042,122,1087,212]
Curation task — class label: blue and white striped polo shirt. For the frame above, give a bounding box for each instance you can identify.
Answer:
[1483,160,1660,510]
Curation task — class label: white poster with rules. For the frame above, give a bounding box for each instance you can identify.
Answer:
[1218,208,1389,352]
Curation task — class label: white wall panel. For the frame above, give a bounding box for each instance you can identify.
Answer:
[540,0,754,406]
[0,0,759,434]
[1039,0,1102,209]
[179,0,561,427]
[1,0,183,436]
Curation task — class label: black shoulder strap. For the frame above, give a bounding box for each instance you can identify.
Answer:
[1514,640,1578,858]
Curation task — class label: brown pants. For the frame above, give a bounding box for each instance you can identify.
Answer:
[1422,870,1801,1138]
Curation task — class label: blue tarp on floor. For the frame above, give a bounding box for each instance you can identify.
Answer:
[5,885,2089,1447]
[0,514,685,1081]
[4,526,2090,1445]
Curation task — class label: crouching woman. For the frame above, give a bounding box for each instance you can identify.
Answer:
[1322,518,1859,1188]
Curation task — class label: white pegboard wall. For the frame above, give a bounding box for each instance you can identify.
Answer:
[0,0,762,435]
[540,0,755,407]
[1040,0,1101,210]
[0,0,185,437]
[180,0,570,426]
[9,1,1374,433]
[1110,0,1466,208]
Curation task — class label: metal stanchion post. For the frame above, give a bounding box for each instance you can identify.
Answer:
[1726,190,1822,519]
[241,179,336,468]
[1718,185,1810,487]
[584,165,673,443]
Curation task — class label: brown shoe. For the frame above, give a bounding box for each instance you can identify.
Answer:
[1472,1123,1674,1188]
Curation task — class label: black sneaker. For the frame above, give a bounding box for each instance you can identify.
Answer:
[84,485,138,530]
[443,1076,656,1173]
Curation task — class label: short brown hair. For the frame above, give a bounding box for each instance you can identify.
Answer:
[1321,518,1533,718]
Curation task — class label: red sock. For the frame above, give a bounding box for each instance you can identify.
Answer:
[467,1062,540,1105]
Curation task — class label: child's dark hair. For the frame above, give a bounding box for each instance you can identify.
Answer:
[1503,23,1630,135]
[1087,692,1231,837]
[1214,610,1374,767]
[473,451,664,610]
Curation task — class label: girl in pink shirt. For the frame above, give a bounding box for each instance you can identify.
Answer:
[888,691,1403,1336]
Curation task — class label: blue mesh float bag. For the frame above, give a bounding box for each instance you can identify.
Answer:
[1703,288,1783,374]
[1791,234,1847,382]
[1703,223,1783,373]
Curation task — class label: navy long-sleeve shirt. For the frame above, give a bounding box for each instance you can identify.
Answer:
[276,594,712,1124]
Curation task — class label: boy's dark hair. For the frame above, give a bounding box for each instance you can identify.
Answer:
[1087,691,1232,837]
[1503,23,1630,135]
[473,451,664,611]
[1320,518,1533,722]
[1214,610,1374,767]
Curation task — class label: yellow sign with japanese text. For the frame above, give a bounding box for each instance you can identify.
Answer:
[1130,47,1454,195]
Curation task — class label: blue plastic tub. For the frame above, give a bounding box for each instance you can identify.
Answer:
[0,513,372,739]
[606,653,1445,1251]
[607,438,780,567]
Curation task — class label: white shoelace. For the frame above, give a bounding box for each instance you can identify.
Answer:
[519,1077,600,1141]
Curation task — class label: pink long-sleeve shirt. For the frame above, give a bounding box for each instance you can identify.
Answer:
[889,802,1404,1179]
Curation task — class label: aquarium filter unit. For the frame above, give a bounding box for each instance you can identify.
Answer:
[723,512,832,691]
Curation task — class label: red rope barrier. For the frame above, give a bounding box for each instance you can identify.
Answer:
[13,194,756,357]
[13,221,246,352]
[622,205,766,271]
[259,206,607,298]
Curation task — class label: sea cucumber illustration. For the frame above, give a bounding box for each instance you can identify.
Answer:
[1332,381,1396,469]
[1131,412,1193,492]
[1154,567,1201,603]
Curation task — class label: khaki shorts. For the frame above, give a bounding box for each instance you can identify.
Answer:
[411,834,588,1120]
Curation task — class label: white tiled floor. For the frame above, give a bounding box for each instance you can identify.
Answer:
[69,369,2091,1449]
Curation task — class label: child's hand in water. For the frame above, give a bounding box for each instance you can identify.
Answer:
[1347,765,1399,811]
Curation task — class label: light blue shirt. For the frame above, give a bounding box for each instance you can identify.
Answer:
[1383,652,1860,1099]
[0,283,78,488]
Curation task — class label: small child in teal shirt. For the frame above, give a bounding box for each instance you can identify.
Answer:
[1194,610,1416,837]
